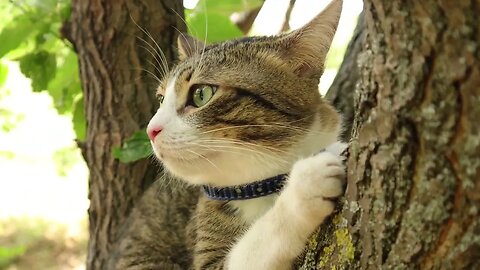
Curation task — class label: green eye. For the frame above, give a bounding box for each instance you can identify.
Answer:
[159,95,164,104]
[192,85,216,107]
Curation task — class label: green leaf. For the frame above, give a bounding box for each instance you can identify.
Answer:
[194,0,262,15]
[187,12,244,43]
[72,95,86,140]
[186,0,261,43]
[0,62,8,87]
[113,131,152,163]
[18,50,56,92]
[0,16,37,58]
[47,51,81,113]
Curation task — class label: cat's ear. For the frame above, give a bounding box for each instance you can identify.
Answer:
[177,34,205,60]
[279,0,342,78]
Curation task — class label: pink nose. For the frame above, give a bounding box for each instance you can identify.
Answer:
[147,125,163,140]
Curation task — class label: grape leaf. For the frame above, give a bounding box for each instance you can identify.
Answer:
[18,50,56,92]
[113,131,152,163]
[47,51,81,113]
[0,16,36,58]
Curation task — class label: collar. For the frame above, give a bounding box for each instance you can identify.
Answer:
[202,174,288,201]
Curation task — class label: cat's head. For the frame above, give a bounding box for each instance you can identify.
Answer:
[147,0,343,186]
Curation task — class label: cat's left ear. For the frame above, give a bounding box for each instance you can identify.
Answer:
[177,34,205,60]
[279,0,342,78]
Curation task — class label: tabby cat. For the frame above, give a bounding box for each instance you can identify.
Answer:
[110,0,346,269]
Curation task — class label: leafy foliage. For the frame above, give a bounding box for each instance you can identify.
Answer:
[19,50,57,92]
[0,62,8,87]
[0,0,84,139]
[185,0,262,43]
[0,0,263,163]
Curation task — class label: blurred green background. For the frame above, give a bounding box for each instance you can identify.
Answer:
[0,0,361,269]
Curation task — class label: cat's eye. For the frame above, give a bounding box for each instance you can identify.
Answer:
[159,95,164,104]
[191,85,216,107]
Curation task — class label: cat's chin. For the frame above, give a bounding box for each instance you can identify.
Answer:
[157,150,223,185]
[156,150,290,187]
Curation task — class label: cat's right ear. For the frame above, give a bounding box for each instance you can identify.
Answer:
[177,34,205,60]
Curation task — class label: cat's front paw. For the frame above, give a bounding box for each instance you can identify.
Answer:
[286,148,346,220]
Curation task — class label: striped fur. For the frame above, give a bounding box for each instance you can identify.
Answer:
[112,1,345,269]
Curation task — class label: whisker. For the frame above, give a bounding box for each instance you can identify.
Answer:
[195,0,209,76]
[129,14,170,77]
[197,124,314,136]
[132,67,162,83]
[172,25,195,56]
[186,141,291,169]
[170,8,200,39]
[193,139,292,164]
[196,138,293,157]
[137,41,167,77]
[146,59,165,79]
[186,149,222,173]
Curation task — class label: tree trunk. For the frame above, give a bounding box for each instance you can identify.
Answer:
[64,1,185,269]
[303,1,480,269]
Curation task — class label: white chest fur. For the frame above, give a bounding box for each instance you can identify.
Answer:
[228,195,279,224]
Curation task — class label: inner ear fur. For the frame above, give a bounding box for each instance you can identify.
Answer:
[177,34,206,60]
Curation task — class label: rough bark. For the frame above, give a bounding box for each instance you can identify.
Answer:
[325,13,364,141]
[64,1,185,269]
[302,1,480,269]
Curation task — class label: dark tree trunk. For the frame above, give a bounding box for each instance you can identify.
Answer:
[64,1,185,269]
[302,1,480,269]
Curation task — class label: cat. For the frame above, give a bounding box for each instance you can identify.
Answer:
[109,0,345,269]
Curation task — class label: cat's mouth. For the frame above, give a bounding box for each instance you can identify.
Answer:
[153,144,219,163]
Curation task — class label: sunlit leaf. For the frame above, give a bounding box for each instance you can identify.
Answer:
[0,62,8,87]
[72,95,86,140]
[0,16,37,58]
[187,12,243,43]
[194,0,262,15]
[186,0,261,43]
[18,50,56,92]
[47,51,81,113]
[113,131,152,163]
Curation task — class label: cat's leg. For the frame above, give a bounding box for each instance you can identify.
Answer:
[226,146,346,270]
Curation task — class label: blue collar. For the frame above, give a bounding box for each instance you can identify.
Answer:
[202,174,288,201]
